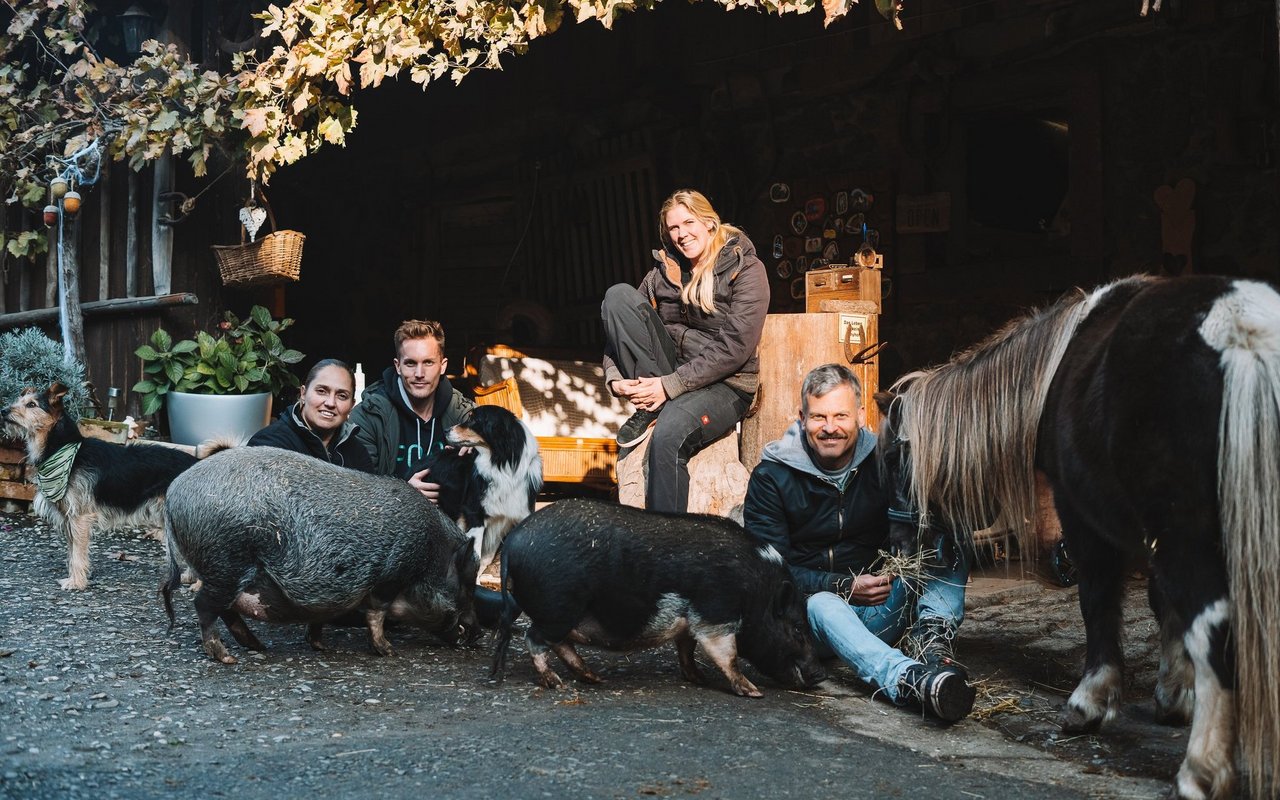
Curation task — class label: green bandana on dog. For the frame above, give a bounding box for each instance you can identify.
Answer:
[36,442,81,503]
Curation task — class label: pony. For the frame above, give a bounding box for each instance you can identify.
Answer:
[876,275,1280,800]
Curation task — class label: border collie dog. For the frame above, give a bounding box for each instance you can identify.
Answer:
[422,405,542,574]
[3,383,197,590]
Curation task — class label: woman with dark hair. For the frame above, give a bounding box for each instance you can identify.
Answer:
[601,189,769,513]
[248,358,375,472]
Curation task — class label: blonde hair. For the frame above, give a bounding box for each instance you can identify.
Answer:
[659,190,742,314]
[394,319,445,357]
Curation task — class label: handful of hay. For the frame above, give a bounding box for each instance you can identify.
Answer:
[874,547,937,596]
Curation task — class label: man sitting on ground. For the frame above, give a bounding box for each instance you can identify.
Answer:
[743,363,975,723]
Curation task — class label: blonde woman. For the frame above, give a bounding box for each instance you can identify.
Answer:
[602,189,769,513]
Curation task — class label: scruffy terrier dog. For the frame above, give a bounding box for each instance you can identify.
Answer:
[3,383,197,590]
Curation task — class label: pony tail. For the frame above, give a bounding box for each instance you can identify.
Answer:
[1217,300,1280,798]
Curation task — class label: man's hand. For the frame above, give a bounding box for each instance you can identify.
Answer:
[409,467,442,504]
[843,574,893,606]
[613,376,668,412]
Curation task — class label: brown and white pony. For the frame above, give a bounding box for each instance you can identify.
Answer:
[877,275,1280,800]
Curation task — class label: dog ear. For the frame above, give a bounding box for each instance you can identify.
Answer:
[48,382,70,408]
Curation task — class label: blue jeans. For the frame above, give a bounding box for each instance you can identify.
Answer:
[807,552,969,703]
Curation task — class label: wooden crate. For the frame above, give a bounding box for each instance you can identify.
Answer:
[0,445,34,502]
[805,266,882,313]
[741,312,881,472]
[539,436,617,489]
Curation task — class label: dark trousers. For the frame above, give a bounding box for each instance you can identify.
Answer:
[602,284,750,514]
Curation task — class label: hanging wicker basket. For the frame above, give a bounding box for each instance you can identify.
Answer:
[211,192,304,288]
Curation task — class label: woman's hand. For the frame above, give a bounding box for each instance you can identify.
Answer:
[616,376,668,412]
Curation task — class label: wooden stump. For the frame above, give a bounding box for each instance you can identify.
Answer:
[617,432,750,523]
[741,312,880,473]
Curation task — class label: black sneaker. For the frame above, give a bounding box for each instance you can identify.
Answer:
[616,409,660,448]
[897,663,975,723]
[904,616,960,669]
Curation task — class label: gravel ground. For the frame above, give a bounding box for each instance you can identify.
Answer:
[0,512,1187,799]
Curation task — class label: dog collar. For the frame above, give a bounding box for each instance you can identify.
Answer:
[37,442,81,503]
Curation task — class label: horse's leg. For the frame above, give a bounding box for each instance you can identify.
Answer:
[1058,508,1127,734]
[1152,551,1235,800]
[1148,580,1194,726]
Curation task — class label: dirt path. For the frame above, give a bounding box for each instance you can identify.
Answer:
[0,515,1188,799]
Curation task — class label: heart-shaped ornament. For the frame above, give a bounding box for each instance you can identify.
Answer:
[239,206,267,242]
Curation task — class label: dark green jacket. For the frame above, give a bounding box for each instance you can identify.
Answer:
[348,367,474,477]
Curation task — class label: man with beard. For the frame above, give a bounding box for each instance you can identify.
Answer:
[742,363,975,723]
[349,319,475,500]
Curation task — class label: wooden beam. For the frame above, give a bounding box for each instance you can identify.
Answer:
[151,152,173,294]
[126,169,139,298]
[0,292,199,329]
[98,162,110,301]
[58,212,86,364]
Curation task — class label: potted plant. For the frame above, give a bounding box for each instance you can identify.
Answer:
[133,306,305,445]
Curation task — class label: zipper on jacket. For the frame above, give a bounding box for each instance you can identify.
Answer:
[828,467,856,573]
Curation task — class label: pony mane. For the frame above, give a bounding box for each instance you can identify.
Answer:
[896,284,1112,552]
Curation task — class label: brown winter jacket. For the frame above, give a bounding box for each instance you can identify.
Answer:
[604,233,770,400]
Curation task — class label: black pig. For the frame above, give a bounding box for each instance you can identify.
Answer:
[490,498,824,697]
[161,447,479,664]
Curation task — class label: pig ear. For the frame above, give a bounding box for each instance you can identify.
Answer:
[772,581,796,618]
[452,539,478,584]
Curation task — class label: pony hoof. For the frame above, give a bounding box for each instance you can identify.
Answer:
[1153,704,1191,727]
[1059,704,1104,735]
[1173,758,1235,800]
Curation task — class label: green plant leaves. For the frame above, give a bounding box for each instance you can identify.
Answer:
[131,305,304,415]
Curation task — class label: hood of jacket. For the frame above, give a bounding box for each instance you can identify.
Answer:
[286,402,358,451]
[368,366,458,424]
[651,233,756,288]
[760,420,877,485]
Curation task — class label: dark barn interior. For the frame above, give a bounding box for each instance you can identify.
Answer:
[5,0,1278,421]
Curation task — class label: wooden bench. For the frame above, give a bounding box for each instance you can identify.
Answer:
[468,350,622,491]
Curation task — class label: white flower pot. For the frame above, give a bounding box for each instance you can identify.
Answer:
[166,391,273,446]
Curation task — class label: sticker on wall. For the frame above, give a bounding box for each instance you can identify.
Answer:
[790,277,806,300]
[776,259,793,279]
[850,188,874,212]
[865,227,880,248]
[804,196,827,222]
[796,256,808,271]
[823,217,837,240]
[835,191,849,215]
[790,211,808,235]
[823,241,841,261]
[848,212,865,231]
[772,234,784,260]
[805,236,823,254]
[783,237,804,258]
[770,183,791,203]
[833,217,845,234]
